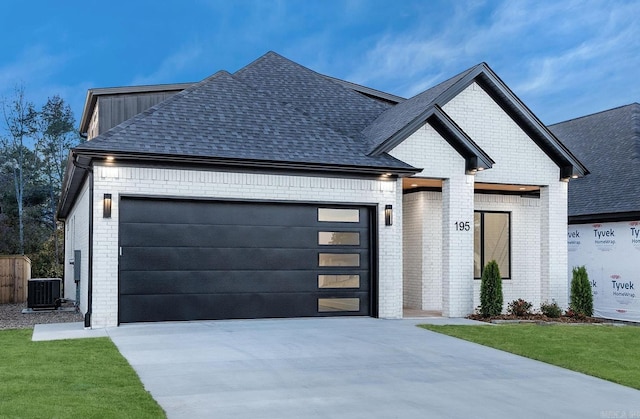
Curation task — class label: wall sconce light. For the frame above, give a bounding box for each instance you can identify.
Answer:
[103,194,112,218]
[385,204,393,226]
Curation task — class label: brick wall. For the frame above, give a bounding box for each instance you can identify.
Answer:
[421,193,443,310]
[473,194,543,310]
[390,122,467,178]
[71,81,570,325]
[540,181,569,308]
[402,193,423,309]
[87,165,402,327]
[443,82,559,186]
[63,181,90,314]
[392,82,569,316]
[442,174,475,316]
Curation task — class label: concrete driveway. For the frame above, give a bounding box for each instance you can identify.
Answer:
[99,317,640,418]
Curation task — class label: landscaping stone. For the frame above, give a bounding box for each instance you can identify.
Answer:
[0,303,83,330]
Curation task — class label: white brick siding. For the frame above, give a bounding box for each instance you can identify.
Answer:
[67,80,571,325]
[402,193,423,309]
[390,122,466,178]
[441,174,475,316]
[473,194,543,310]
[444,82,559,186]
[85,165,402,327]
[393,82,569,317]
[403,192,547,313]
[539,181,569,309]
[63,181,90,315]
[402,191,442,311]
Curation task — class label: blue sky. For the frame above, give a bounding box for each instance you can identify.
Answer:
[1,0,638,127]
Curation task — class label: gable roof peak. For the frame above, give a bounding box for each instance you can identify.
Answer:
[365,60,587,179]
[363,62,487,153]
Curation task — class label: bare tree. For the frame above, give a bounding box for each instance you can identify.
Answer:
[1,85,37,255]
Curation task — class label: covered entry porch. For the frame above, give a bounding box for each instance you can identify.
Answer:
[400,177,560,317]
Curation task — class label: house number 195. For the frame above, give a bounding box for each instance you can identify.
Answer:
[455,221,470,231]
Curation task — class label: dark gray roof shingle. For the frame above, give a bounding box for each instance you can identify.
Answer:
[76,57,414,172]
[363,65,479,151]
[233,52,393,140]
[549,103,640,218]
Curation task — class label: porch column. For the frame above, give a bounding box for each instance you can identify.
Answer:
[540,181,569,308]
[441,173,475,317]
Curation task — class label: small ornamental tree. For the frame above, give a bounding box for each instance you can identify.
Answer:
[480,260,503,317]
[570,266,593,317]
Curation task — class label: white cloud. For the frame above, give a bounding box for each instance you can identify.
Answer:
[130,43,204,86]
[0,45,89,125]
[345,1,491,96]
[342,0,639,121]
[0,45,68,93]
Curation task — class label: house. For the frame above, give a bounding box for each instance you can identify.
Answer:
[58,52,586,328]
[549,103,640,322]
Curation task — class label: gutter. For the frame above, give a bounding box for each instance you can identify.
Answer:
[73,150,421,177]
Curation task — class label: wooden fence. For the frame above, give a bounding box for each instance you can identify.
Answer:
[0,256,31,304]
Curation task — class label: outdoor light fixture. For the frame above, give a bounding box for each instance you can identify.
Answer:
[103,194,112,218]
[385,204,393,226]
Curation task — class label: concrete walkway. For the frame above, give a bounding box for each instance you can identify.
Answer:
[34,317,640,418]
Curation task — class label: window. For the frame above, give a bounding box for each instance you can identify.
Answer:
[474,211,510,278]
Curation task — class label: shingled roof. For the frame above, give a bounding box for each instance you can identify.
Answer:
[75,52,414,173]
[60,51,588,220]
[233,52,393,140]
[364,62,587,179]
[363,65,478,151]
[549,103,640,222]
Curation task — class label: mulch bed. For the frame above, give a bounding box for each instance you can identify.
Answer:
[0,303,84,330]
[468,313,608,324]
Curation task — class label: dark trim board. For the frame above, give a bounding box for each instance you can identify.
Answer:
[403,187,540,198]
[569,211,640,224]
[118,197,377,323]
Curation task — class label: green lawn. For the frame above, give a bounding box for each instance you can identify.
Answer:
[421,324,640,390]
[0,329,165,418]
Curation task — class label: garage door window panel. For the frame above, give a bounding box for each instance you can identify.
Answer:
[318,232,360,245]
[318,298,360,312]
[318,253,360,267]
[318,208,360,223]
[318,274,360,288]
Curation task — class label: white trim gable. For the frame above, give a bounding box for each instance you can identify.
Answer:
[443,82,559,185]
[388,122,466,179]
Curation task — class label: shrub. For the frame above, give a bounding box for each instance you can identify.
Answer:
[507,299,533,316]
[540,300,562,318]
[565,307,586,320]
[570,266,593,317]
[480,260,503,317]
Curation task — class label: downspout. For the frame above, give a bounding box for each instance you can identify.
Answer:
[72,156,94,328]
[85,169,94,328]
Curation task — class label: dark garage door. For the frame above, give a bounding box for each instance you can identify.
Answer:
[118,198,374,323]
